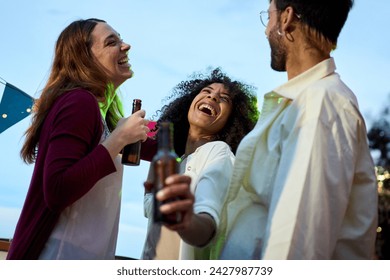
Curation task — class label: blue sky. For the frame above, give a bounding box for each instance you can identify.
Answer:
[0,0,389,259]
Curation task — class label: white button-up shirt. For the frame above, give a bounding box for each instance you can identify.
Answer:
[219,58,378,259]
[142,141,235,260]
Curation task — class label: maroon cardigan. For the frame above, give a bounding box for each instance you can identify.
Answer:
[141,138,157,162]
[7,89,116,259]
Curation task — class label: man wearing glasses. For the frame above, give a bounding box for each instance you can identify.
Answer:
[215,0,378,259]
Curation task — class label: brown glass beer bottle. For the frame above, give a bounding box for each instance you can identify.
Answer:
[121,99,142,166]
[152,122,182,224]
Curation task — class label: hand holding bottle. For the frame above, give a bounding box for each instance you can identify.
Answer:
[102,109,149,160]
[118,110,149,145]
[154,174,194,231]
[122,99,146,165]
[151,122,184,224]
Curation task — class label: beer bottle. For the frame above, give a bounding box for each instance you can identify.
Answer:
[121,99,142,166]
[152,121,182,224]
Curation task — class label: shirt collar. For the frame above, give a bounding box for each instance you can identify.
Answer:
[268,57,336,100]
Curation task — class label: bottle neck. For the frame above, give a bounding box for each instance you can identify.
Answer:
[132,99,142,113]
[157,123,174,152]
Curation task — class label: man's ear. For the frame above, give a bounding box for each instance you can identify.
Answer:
[280,6,296,33]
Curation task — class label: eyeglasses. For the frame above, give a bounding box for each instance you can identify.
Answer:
[259,10,277,27]
[259,10,302,27]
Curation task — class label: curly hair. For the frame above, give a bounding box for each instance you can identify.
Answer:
[155,67,259,155]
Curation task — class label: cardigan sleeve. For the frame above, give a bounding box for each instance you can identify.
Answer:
[140,137,157,162]
[42,90,116,211]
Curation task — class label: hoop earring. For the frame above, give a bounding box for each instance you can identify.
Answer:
[286,32,294,42]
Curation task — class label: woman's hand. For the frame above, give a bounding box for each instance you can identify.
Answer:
[156,174,194,231]
[157,174,216,247]
[117,110,150,145]
[102,110,149,159]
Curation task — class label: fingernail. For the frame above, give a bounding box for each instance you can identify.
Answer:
[156,190,164,199]
[165,177,173,184]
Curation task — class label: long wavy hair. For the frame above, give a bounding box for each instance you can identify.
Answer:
[156,67,259,155]
[21,18,124,164]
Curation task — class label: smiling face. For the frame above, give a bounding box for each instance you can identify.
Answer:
[90,22,133,88]
[187,83,233,138]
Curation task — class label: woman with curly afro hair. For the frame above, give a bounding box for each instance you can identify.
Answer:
[154,67,258,156]
[141,67,259,260]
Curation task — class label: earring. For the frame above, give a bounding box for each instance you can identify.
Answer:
[277,30,284,36]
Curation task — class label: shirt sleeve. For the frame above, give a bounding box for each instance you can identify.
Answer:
[191,142,235,228]
[144,193,153,218]
[43,90,116,211]
[262,95,374,259]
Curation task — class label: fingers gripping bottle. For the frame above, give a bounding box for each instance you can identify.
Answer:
[152,122,182,224]
[122,99,142,166]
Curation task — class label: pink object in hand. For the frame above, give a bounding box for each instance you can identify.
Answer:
[147,121,157,138]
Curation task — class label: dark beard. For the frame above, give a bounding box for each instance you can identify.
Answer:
[269,25,287,72]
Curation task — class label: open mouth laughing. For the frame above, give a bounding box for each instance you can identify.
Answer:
[118,56,129,65]
[198,103,217,117]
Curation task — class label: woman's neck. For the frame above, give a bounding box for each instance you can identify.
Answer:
[184,133,215,156]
